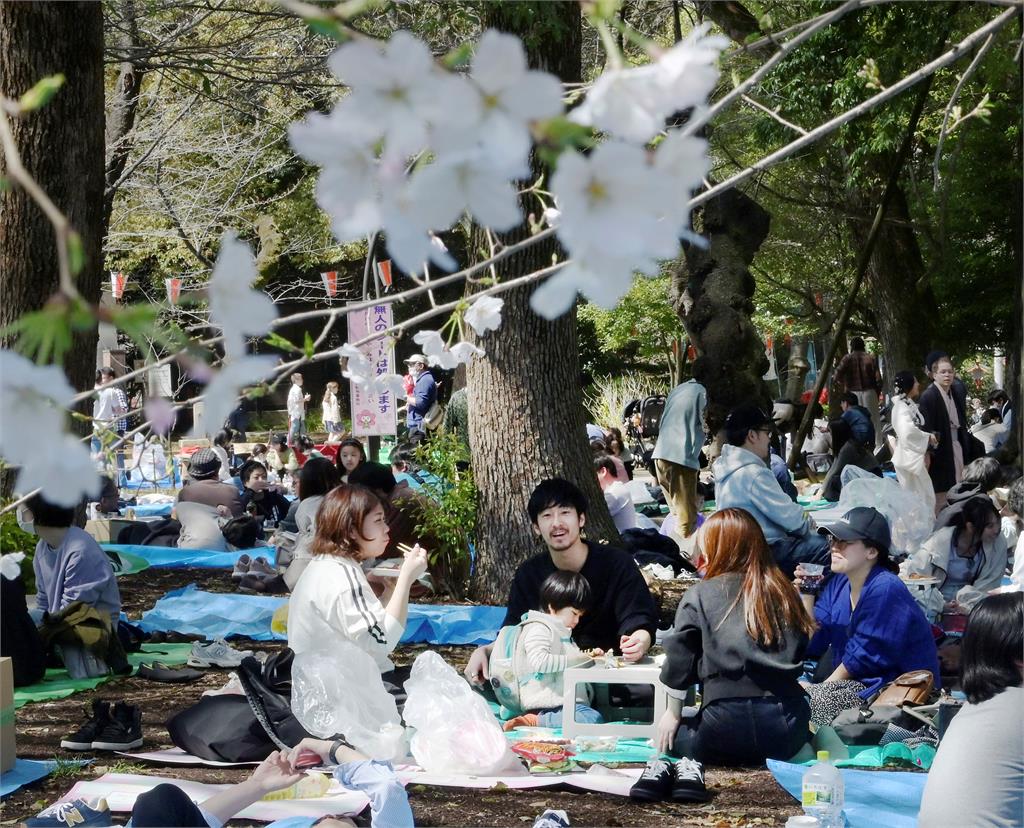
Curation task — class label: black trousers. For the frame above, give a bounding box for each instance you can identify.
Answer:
[131,783,210,827]
[671,696,811,766]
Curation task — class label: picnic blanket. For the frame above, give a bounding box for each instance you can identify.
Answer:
[13,643,192,708]
[794,742,936,771]
[102,544,274,569]
[55,772,367,821]
[138,585,505,644]
[0,759,89,798]
[768,759,928,828]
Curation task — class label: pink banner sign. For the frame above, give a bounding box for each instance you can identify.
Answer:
[346,304,396,437]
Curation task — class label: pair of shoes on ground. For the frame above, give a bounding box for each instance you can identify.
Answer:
[23,797,111,827]
[187,638,254,668]
[61,699,142,752]
[533,809,570,828]
[232,554,277,580]
[629,757,710,803]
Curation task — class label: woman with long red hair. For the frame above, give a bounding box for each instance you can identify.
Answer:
[632,509,813,802]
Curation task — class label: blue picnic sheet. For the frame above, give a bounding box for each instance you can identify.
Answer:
[768,759,927,828]
[0,759,90,798]
[124,502,174,517]
[138,584,505,644]
[101,544,274,569]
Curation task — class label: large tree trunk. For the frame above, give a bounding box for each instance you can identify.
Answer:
[672,188,772,430]
[467,1,618,605]
[845,182,938,386]
[0,1,106,498]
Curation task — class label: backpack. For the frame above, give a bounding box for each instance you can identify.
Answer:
[488,623,526,715]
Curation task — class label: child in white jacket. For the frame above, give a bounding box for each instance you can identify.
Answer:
[498,571,604,731]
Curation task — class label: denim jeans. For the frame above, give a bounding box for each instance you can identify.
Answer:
[769,532,831,578]
[537,703,603,728]
[671,696,811,766]
[287,417,305,446]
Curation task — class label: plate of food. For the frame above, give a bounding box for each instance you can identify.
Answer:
[900,574,940,587]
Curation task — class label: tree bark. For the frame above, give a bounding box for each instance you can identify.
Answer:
[467,1,619,605]
[103,0,146,238]
[845,182,939,386]
[671,188,772,430]
[0,2,106,498]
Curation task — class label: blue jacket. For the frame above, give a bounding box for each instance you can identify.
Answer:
[841,406,875,446]
[652,379,707,469]
[407,371,437,431]
[807,566,940,698]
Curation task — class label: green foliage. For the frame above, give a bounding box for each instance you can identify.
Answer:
[0,507,37,593]
[17,74,65,111]
[578,276,683,380]
[2,297,95,365]
[413,430,476,599]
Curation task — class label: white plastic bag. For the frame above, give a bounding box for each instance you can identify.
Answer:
[402,651,515,775]
[838,476,933,557]
[291,644,406,761]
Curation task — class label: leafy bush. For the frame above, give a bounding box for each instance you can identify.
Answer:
[412,430,476,599]
[0,506,37,593]
[584,374,669,431]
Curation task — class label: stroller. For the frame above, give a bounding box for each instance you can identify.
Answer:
[623,395,666,477]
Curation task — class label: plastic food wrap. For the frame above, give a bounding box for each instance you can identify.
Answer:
[837,476,933,556]
[291,644,405,761]
[403,651,515,774]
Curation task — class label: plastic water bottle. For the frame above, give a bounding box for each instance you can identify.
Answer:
[801,750,844,827]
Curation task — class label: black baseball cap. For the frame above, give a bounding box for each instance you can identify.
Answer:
[817,506,891,555]
[724,404,772,433]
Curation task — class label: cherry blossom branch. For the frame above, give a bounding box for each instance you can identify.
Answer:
[692,5,1020,209]
[740,95,808,135]
[932,32,997,186]
[691,0,868,135]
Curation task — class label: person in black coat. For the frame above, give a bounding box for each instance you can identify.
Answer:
[919,354,969,511]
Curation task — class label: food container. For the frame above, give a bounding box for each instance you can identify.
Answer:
[572,735,618,753]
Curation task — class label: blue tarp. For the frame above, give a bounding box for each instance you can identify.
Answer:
[0,759,90,798]
[101,544,274,569]
[138,584,505,644]
[124,502,174,517]
[767,759,927,828]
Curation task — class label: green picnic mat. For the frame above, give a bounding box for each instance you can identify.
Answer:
[14,643,192,708]
[105,549,151,576]
[796,742,935,771]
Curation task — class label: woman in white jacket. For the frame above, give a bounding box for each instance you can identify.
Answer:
[890,371,937,514]
[903,495,1007,620]
[287,484,427,674]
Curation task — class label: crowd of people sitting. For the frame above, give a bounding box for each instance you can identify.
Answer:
[4,348,1022,827]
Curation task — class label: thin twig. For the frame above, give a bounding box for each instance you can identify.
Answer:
[932,33,997,186]
[741,95,808,135]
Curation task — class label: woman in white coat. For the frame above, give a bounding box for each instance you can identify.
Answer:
[890,370,937,514]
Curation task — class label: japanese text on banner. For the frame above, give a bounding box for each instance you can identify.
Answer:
[346,304,397,437]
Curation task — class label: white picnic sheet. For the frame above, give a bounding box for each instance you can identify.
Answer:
[118,747,259,767]
[57,772,367,821]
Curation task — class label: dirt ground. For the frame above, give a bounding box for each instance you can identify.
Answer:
[1,568,803,827]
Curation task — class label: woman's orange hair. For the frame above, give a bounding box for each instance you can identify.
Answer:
[701,508,815,648]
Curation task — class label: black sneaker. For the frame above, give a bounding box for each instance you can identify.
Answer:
[629,758,675,801]
[671,757,710,802]
[60,700,111,750]
[91,701,143,750]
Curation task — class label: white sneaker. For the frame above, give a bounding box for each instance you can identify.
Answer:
[187,639,253,668]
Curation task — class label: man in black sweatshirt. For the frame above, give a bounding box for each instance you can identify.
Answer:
[464,478,659,685]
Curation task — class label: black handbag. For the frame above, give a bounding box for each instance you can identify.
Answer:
[167,649,311,762]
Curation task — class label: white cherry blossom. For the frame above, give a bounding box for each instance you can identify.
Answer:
[1,552,25,581]
[208,233,278,361]
[464,295,504,335]
[412,329,447,358]
[468,29,565,175]
[428,340,485,370]
[0,350,99,506]
[340,343,408,400]
[569,24,727,144]
[191,355,277,437]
